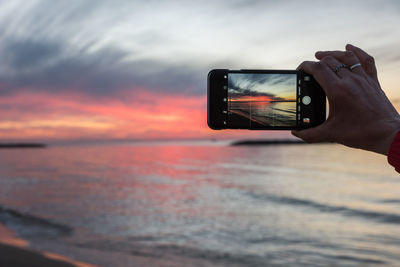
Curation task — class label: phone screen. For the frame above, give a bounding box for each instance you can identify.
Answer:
[227,73,297,127]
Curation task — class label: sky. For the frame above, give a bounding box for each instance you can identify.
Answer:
[228,73,296,101]
[1,0,400,142]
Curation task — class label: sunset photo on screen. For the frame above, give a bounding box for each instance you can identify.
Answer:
[228,73,297,127]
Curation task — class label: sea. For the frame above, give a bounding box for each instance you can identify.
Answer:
[229,101,296,127]
[1,141,400,266]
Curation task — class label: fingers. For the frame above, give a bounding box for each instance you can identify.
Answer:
[291,124,332,143]
[297,61,338,97]
[345,44,378,81]
[315,50,364,76]
[319,55,352,78]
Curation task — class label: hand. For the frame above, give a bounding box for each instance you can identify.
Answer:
[292,44,400,155]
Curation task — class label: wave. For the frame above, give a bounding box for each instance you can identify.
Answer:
[74,237,387,266]
[270,107,296,114]
[245,192,400,224]
[0,205,73,238]
[73,239,275,266]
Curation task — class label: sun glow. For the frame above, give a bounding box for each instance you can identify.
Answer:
[0,90,211,141]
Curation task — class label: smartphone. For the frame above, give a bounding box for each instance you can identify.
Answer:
[207,69,326,130]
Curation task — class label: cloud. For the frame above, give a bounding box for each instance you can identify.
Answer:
[3,0,400,141]
[1,0,400,100]
[228,73,296,100]
[0,0,213,98]
[0,38,208,98]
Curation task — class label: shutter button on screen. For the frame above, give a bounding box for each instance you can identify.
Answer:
[302,96,311,105]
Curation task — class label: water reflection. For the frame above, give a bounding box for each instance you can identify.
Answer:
[0,143,399,266]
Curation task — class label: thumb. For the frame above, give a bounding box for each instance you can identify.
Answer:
[291,125,330,143]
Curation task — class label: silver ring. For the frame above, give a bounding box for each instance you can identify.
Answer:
[333,63,346,73]
[349,63,362,70]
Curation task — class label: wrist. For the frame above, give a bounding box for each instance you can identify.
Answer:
[376,119,400,155]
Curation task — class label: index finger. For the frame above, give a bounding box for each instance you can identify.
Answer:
[297,60,338,97]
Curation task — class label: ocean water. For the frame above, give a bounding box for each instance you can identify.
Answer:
[252,102,297,126]
[229,101,296,126]
[0,141,400,266]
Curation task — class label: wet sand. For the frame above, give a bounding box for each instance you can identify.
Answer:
[0,244,81,267]
[0,223,96,267]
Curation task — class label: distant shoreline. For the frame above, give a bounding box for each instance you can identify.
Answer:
[0,143,47,149]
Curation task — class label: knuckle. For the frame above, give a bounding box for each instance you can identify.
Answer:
[298,60,307,66]
[321,55,334,62]
[309,61,321,71]
[344,51,354,58]
[297,60,311,70]
[314,61,324,69]
[365,55,375,65]
[304,60,315,68]
[315,61,328,72]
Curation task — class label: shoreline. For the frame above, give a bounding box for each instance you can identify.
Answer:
[0,223,97,267]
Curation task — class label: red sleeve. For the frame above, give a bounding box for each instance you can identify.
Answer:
[388,131,400,173]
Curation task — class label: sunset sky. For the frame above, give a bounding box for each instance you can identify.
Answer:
[228,73,296,101]
[1,0,400,142]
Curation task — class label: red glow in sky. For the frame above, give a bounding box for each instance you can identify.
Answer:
[0,89,201,141]
[0,89,286,142]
